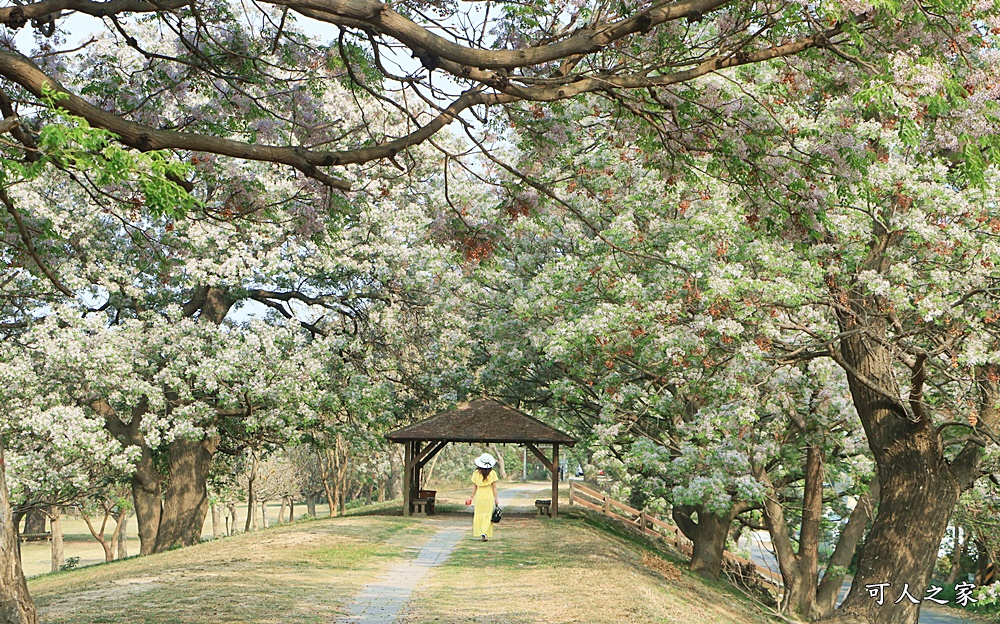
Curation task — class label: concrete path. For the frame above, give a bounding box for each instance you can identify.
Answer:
[334,516,466,624]
[334,482,550,623]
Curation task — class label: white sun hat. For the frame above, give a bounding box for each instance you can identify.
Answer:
[474,453,497,469]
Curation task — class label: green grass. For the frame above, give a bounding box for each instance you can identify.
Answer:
[404,509,779,624]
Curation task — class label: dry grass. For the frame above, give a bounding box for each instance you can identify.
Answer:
[28,514,431,624]
[20,500,340,578]
[28,499,778,624]
[401,510,776,624]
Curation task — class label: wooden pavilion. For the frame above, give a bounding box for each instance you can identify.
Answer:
[386,398,577,517]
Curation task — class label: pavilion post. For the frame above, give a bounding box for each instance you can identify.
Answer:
[404,441,416,517]
[403,441,413,517]
[551,443,560,518]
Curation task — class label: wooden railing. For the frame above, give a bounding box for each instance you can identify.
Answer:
[569,481,783,590]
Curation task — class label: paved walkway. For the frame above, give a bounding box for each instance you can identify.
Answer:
[334,481,549,623]
[334,516,466,624]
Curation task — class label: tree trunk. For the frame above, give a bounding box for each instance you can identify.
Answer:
[109,509,127,561]
[79,507,114,562]
[815,474,880,618]
[386,446,401,500]
[277,499,287,524]
[318,452,335,518]
[287,497,295,522]
[227,502,239,535]
[245,452,258,531]
[673,503,739,580]
[306,496,317,518]
[260,501,269,528]
[820,302,969,624]
[115,512,129,559]
[490,444,507,480]
[945,525,965,585]
[20,511,44,541]
[153,437,217,552]
[0,438,38,623]
[211,504,221,539]
[791,445,823,617]
[49,507,64,573]
[132,445,162,556]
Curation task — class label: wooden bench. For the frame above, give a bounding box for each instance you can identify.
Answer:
[535,499,551,517]
[20,532,51,542]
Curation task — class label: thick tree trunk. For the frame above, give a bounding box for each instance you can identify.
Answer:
[49,507,64,573]
[287,497,295,522]
[277,499,286,524]
[19,511,44,541]
[673,503,738,580]
[0,439,37,624]
[820,308,966,624]
[153,438,217,552]
[824,458,958,623]
[132,445,162,556]
[306,496,317,518]
[260,501,269,529]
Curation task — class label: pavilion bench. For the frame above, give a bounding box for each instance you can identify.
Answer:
[535,499,551,517]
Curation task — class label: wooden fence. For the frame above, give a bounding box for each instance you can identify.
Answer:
[569,481,783,591]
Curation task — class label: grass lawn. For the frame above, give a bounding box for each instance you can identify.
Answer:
[403,508,774,624]
[28,511,432,624]
[20,500,341,578]
[27,499,777,624]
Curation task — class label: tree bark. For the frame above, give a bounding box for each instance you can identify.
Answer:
[792,445,823,617]
[115,511,129,559]
[211,504,221,539]
[227,502,239,535]
[260,501,269,529]
[130,443,163,556]
[109,509,127,561]
[49,507,64,573]
[277,499,286,524]
[306,496,317,518]
[153,437,217,552]
[245,452,258,531]
[490,445,507,480]
[819,301,970,623]
[0,438,38,624]
[673,503,740,580]
[287,497,295,522]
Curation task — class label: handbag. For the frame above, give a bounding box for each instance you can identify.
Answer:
[491,504,503,523]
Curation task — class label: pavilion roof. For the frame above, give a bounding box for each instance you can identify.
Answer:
[386,398,576,446]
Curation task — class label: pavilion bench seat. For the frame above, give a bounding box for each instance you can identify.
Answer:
[20,532,51,542]
[411,497,434,516]
[535,499,551,517]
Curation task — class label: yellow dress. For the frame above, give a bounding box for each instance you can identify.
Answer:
[472,470,498,538]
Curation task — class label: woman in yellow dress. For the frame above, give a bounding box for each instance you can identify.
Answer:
[466,453,499,541]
